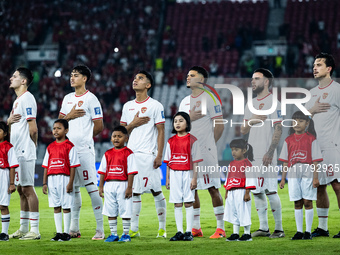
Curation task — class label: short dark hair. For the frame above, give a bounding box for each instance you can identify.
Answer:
[230,138,254,161]
[137,70,154,90]
[171,111,191,133]
[113,125,128,135]
[189,66,209,81]
[253,68,274,87]
[289,111,317,138]
[17,67,33,87]
[0,121,9,142]
[315,52,335,76]
[54,119,69,130]
[73,65,92,83]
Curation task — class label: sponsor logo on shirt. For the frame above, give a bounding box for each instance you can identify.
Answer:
[226,178,241,188]
[94,107,101,115]
[78,101,84,107]
[141,107,147,113]
[0,159,4,167]
[161,111,165,119]
[50,158,65,168]
[129,108,135,111]
[323,93,328,99]
[108,165,124,175]
[196,101,201,107]
[171,154,188,163]
[15,102,18,109]
[277,110,282,118]
[290,150,307,162]
[259,103,264,110]
[214,105,221,113]
[26,108,32,115]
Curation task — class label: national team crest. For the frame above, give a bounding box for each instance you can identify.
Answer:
[15,102,18,109]
[259,103,264,110]
[141,107,147,113]
[196,101,201,107]
[322,93,328,99]
[78,101,84,107]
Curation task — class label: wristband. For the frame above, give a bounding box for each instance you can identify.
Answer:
[43,183,47,186]
[10,183,14,185]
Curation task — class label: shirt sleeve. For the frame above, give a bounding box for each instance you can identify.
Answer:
[244,102,251,121]
[278,140,288,162]
[89,95,103,121]
[23,94,37,120]
[245,161,256,189]
[120,103,128,124]
[8,147,19,168]
[207,94,223,119]
[154,102,165,125]
[97,154,107,175]
[163,142,171,164]
[127,153,138,175]
[311,139,323,162]
[191,139,203,163]
[59,96,67,116]
[42,149,50,168]
[179,96,190,114]
[69,147,81,168]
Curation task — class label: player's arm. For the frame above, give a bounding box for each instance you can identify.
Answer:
[154,123,165,169]
[7,112,21,128]
[125,173,135,199]
[166,166,170,190]
[42,168,48,195]
[307,96,330,116]
[190,162,198,190]
[59,105,86,121]
[66,167,75,193]
[28,119,38,147]
[121,111,150,135]
[263,122,282,166]
[240,114,268,135]
[214,116,224,142]
[99,174,105,198]
[93,119,104,137]
[244,189,251,202]
[312,161,320,188]
[8,167,16,194]
[279,162,288,189]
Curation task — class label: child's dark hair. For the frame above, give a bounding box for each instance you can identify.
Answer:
[230,139,254,161]
[289,111,316,137]
[54,119,69,139]
[171,111,191,134]
[113,125,128,135]
[0,121,10,142]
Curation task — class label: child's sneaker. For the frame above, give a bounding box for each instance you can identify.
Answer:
[291,231,304,240]
[118,234,131,242]
[182,231,193,241]
[302,231,312,240]
[170,231,184,241]
[238,234,252,241]
[105,234,119,242]
[59,233,71,241]
[51,233,63,241]
[226,233,239,241]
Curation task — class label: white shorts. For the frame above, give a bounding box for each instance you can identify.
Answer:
[74,152,97,186]
[287,177,316,201]
[319,147,340,185]
[251,158,278,194]
[48,175,74,209]
[0,170,10,206]
[169,170,195,203]
[196,149,221,190]
[224,189,252,227]
[15,158,35,186]
[132,153,162,194]
[102,181,132,218]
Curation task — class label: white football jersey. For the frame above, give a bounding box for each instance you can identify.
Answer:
[244,93,282,159]
[10,91,37,160]
[305,80,340,149]
[60,90,103,154]
[179,95,190,113]
[120,96,165,155]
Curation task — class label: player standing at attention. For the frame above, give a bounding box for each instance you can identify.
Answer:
[179,66,225,239]
[279,111,322,240]
[7,67,40,240]
[305,53,340,238]
[42,119,80,241]
[240,68,285,238]
[0,122,19,241]
[58,65,104,240]
[224,139,256,242]
[165,112,202,241]
[98,126,138,243]
[120,70,167,238]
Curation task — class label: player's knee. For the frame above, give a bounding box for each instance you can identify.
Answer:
[151,190,162,197]
[303,199,313,209]
[0,205,7,210]
[317,185,327,196]
[331,181,340,194]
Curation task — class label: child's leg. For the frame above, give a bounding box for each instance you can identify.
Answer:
[54,207,62,233]
[294,200,304,233]
[184,202,194,233]
[233,225,240,235]
[122,218,131,235]
[108,217,118,236]
[244,225,251,235]
[1,206,10,234]
[304,199,313,233]
[63,208,71,234]
[174,203,183,233]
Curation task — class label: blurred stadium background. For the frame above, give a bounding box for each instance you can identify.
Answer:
[1,0,339,184]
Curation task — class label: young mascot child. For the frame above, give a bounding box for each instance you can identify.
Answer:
[98,126,137,243]
[164,112,202,241]
[224,139,256,242]
[279,111,322,240]
[42,119,80,241]
[0,121,19,241]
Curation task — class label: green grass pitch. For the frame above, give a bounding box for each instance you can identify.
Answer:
[2,186,340,255]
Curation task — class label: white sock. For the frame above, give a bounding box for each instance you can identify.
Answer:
[63,212,71,234]
[1,214,10,234]
[70,187,81,232]
[268,193,283,231]
[154,193,166,230]
[185,206,194,232]
[305,209,314,233]
[122,219,131,235]
[233,225,240,235]
[254,193,269,231]
[175,207,183,233]
[86,184,104,232]
[295,209,303,233]
[131,195,141,232]
[244,225,251,235]
[192,208,201,229]
[29,212,39,234]
[20,211,29,233]
[213,206,225,230]
[109,219,117,235]
[317,208,328,231]
[54,212,62,233]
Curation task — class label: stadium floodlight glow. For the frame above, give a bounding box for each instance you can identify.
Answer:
[54,69,61,77]
[114,47,119,52]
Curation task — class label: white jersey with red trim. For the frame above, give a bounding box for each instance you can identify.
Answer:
[60,90,103,154]
[179,95,190,113]
[120,96,165,155]
[305,80,340,150]
[10,91,37,160]
[244,93,282,159]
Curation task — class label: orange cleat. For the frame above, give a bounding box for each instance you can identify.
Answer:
[192,228,203,237]
[209,228,226,239]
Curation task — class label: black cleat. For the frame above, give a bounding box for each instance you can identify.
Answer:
[170,231,184,241]
[302,231,312,240]
[59,233,71,241]
[182,231,193,241]
[0,233,9,241]
[291,232,304,240]
[226,233,239,241]
[311,228,329,237]
[51,233,63,241]
[333,231,340,238]
[238,234,252,241]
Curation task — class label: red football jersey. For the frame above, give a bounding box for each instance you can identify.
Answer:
[0,141,19,169]
[224,159,256,190]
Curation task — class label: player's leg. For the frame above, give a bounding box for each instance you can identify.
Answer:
[303,199,313,240]
[252,192,270,236]
[192,190,202,236]
[175,203,184,234]
[151,189,167,238]
[238,189,252,242]
[182,171,195,241]
[52,206,63,241]
[267,191,284,236]
[69,185,82,237]
[312,184,330,237]
[103,182,119,242]
[331,180,340,238]
[0,206,10,241]
[208,186,225,238]
[0,171,11,241]
[130,192,142,237]
[118,181,132,242]
[292,199,304,240]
